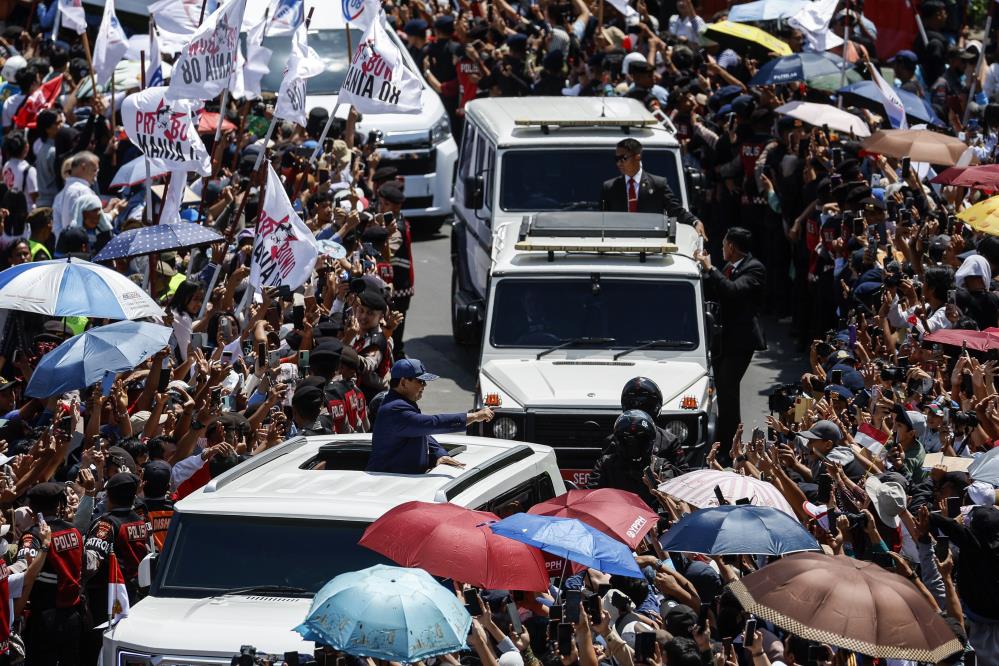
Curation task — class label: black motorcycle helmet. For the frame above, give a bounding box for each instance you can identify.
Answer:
[613,409,657,460]
[621,377,663,418]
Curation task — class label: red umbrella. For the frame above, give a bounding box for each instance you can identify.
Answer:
[528,488,657,549]
[931,164,999,190]
[923,328,999,352]
[359,501,549,591]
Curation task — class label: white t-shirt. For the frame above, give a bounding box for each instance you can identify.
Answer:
[1,93,24,130]
[2,157,37,209]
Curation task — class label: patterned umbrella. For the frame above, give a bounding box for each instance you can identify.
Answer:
[658,469,796,517]
[93,223,223,262]
[750,53,848,86]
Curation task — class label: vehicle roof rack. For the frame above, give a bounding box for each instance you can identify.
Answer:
[435,444,535,502]
[515,212,678,261]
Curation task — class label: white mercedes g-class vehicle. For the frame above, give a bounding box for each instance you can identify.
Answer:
[464,213,717,485]
[104,435,565,666]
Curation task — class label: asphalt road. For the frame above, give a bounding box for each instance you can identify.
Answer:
[404,223,807,432]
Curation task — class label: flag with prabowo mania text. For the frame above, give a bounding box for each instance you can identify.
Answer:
[338,17,422,115]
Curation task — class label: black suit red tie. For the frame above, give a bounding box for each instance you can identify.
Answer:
[627,177,637,213]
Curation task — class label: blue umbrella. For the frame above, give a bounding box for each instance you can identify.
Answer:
[837,80,943,127]
[750,52,849,86]
[728,0,808,22]
[0,258,162,319]
[489,513,644,578]
[294,565,470,663]
[92,223,223,262]
[659,505,820,557]
[25,320,173,397]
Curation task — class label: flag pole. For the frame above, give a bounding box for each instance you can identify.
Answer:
[197,0,210,27]
[310,17,354,164]
[80,33,100,104]
[963,11,994,126]
[838,9,850,109]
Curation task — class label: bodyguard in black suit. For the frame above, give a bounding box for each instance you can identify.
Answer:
[695,227,767,461]
[600,138,703,233]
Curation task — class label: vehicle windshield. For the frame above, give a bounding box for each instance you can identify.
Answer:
[154,513,388,597]
[499,149,682,212]
[489,278,699,349]
[259,29,363,95]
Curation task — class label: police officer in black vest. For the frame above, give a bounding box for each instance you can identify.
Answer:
[378,182,415,358]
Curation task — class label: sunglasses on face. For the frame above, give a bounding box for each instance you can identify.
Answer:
[614,154,631,162]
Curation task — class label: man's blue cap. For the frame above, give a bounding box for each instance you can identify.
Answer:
[889,50,918,64]
[434,15,454,31]
[390,358,439,382]
[506,32,528,48]
[404,19,428,36]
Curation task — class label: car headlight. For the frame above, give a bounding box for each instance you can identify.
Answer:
[118,650,154,666]
[664,420,689,444]
[491,416,518,440]
[430,115,451,144]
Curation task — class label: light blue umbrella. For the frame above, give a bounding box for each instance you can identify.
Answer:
[0,257,162,319]
[294,565,470,663]
[728,0,808,22]
[489,513,644,578]
[25,320,172,397]
[659,505,820,557]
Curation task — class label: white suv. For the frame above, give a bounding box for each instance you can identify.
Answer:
[105,435,566,666]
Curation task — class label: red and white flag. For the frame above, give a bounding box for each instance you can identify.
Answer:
[249,164,319,290]
[13,75,63,129]
[855,423,889,457]
[107,552,130,626]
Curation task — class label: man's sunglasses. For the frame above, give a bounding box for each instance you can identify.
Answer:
[614,154,632,162]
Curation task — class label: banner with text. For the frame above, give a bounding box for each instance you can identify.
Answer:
[249,164,319,290]
[122,87,211,175]
[165,0,248,101]
[338,18,422,115]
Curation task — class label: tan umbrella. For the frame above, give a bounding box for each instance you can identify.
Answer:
[861,129,970,166]
[728,552,962,662]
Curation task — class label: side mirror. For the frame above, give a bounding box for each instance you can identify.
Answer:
[456,302,483,342]
[138,552,158,588]
[705,301,721,354]
[463,175,484,210]
[684,167,705,203]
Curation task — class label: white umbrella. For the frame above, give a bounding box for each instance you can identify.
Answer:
[775,100,871,138]
[0,258,162,319]
[110,156,170,189]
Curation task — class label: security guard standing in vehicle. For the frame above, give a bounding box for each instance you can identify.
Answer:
[587,409,661,507]
[82,473,149,663]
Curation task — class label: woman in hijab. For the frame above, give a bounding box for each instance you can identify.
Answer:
[955,254,999,330]
[68,192,113,254]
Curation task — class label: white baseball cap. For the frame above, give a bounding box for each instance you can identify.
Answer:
[1,56,26,82]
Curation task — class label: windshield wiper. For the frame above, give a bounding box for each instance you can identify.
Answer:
[218,584,310,597]
[537,337,616,360]
[613,339,690,360]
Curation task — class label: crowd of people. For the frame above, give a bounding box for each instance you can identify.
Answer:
[0,0,991,664]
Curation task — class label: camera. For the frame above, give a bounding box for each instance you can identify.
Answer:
[769,383,804,414]
[366,129,383,147]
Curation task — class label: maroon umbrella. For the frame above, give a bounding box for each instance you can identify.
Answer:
[359,501,549,591]
[931,164,999,190]
[923,328,999,352]
[529,488,657,549]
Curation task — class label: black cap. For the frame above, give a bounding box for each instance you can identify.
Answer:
[142,460,172,493]
[404,18,428,36]
[107,472,140,490]
[362,225,390,245]
[107,446,137,473]
[292,384,324,412]
[434,15,454,31]
[339,345,361,370]
[860,196,886,211]
[893,403,914,430]
[377,182,405,203]
[628,59,653,75]
[359,289,388,312]
[372,166,398,182]
[27,481,66,504]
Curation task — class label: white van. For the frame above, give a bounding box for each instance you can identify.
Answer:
[450,96,694,342]
[96,0,457,229]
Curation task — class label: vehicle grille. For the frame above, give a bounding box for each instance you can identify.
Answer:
[528,412,618,449]
[381,150,437,176]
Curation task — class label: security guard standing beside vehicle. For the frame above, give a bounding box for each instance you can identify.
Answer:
[17,482,85,666]
[588,409,661,507]
[619,377,684,468]
[82,473,149,664]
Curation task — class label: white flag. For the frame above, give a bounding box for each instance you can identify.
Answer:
[147,21,165,88]
[57,0,86,35]
[274,23,324,126]
[242,17,272,100]
[250,164,319,290]
[165,0,248,102]
[788,0,842,52]
[158,169,190,224]
[267,0,304,36]
[150,0,217,36]
[340,0,381,31]
[605,0,639,21]
[339,18,422,115]
[93,0,129,87]
[121,87,211,175]
[870,65,908,129]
